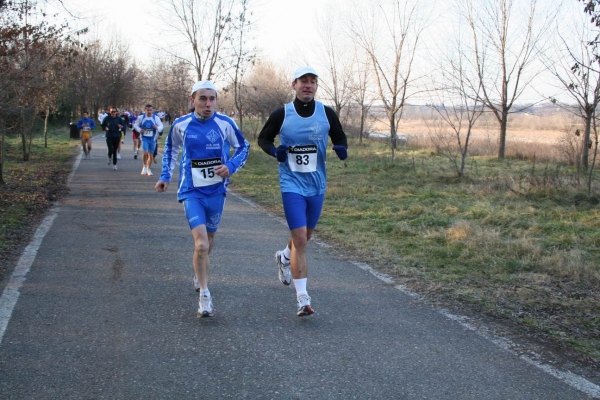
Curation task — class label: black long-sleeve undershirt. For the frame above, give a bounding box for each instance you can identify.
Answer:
[257,98,348,155]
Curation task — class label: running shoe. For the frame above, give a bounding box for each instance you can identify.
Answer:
[147,168,153,176]
[107,158,111,165]
[153,155,157,164]
[113,165,118,170]
[192,275,200,292]
[117,153,121,160]
[141,167,147,175]
[297,294,314,317]
[197,294,214,318]
[134,154,138,160]
[275,250,292,286]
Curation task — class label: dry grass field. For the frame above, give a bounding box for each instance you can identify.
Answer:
[361,104,581,161]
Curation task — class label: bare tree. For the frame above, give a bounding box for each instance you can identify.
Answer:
[351,0,427,162]
[224,0,255,132]
[242,61,292,124]
[429,37,485,177]
[141,54,194,113]
[315,7,354,117]
[159,0,238,81]
[463,0,553,159]
[349,49,373,145]
[0,0,84,173]
[546,20,600,187]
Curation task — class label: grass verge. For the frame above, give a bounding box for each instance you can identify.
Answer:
[0,125,76,279]
[231,138,600,367]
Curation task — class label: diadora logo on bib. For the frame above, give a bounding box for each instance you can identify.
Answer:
[309,122,322,140]
[206,129,221,150]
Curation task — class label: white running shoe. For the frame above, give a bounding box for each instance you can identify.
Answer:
[197,294,214,318]
[297,294,314,317]
[147,168,153,176]
[113,165,118,170]
[117,153,121,160]
[275,250,292,286]
[192,275,200,292]
[141,167,147,175]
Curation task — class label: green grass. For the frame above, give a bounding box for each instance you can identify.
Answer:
[233,137,600,363]
[0,124,77,278]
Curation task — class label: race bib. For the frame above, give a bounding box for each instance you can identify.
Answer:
[142,130,154,137]
[82,127,91,131]
[191,158,223,187]
[287,144,318,173]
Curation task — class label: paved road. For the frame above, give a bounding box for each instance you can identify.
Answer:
[0,135,598,399]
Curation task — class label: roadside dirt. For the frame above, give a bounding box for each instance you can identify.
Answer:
[0,157,72,284]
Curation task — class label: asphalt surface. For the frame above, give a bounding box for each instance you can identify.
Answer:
[0,134,598,399]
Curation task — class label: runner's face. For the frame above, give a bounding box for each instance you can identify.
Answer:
[145,107,153,116]
[292,74,318,102]
[191,89,217,117]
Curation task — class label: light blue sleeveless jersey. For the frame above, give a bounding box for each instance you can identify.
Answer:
[278,101,331,196]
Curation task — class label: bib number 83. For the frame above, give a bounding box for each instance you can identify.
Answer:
[296,155,310,165]
[288,144,317,173]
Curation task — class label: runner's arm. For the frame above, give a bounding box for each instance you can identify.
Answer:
[257,107,285,155]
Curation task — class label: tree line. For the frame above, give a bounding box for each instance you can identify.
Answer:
[2,0,600,187]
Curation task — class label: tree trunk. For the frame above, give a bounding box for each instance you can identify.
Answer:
[583,111,592,170]
[0,118,5,185]
[497,109,508,159]
[389,115,397,162]
[21,108,29,161]
[359,105,366,145]
[44,106,49,148]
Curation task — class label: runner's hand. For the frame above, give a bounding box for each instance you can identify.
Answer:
[155,181,168,193]
[215,165,230,178]
[276,145,288,162]
[332,145,348,160]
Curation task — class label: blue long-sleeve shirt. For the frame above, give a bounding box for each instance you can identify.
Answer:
[160,111,250,202]
[77,117,96,131]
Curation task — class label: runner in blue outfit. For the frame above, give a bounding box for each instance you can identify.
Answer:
[155,80,250,318]
[257,67,348,317]
[76,111,96,159]
[134,104,163,176]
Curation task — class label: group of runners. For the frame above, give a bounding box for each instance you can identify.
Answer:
[78,66,348,319]
[77,106,165,174]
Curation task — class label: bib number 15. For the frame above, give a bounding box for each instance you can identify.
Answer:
[192,158,223,187]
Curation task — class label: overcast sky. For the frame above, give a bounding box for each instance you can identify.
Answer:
[48,0,586,104]
[52,0,324,68]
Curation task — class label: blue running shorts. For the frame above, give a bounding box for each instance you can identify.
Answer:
[183,195,226,232]
[281,192,325,230]
[142,138,157,153]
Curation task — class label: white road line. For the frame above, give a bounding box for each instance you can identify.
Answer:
[0,209,58,344]
[231,191,600,398]
[0,152,81,345]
